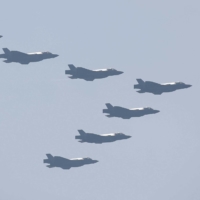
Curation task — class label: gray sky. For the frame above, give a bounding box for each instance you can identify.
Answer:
[1,1,200,199]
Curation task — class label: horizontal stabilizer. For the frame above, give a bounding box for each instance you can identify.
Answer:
[68,64,76,70]
[78,130,86,135]
[3,48,10,54]
[136,79,144,84]
[65,70,71,74]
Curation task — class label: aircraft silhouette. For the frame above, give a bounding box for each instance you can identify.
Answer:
[43,154,98,170]
[75,130,131,144]
[65,64,123,81]
[134,79,192,95]
[103,103,160,119]
[0,48,58,64]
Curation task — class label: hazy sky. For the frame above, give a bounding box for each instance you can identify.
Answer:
[1,1,200,200]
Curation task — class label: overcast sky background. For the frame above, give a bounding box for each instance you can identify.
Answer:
[0,1,199,200]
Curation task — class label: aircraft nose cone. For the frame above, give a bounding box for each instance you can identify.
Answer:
[118,71,124,75]
[93,160,99,163]
[154,110,160,113]
[53,54,59,58]
[127,135,132,139]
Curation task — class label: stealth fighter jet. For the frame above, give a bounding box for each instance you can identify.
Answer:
[65,64,123,81]
[75,130,131,144]
[134,79,192,95]
[43,154,98,170]
[0,48,58,64]
[103,103,160,119]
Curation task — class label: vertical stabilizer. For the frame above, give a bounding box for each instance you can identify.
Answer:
[43,154,54,165]
[46,154,53,160]
[105,103,113,109]
[3,48,10,55]
[134,79,145,89]
[78,130,86,135]
[136,79,144,85]
[68,64,76,71]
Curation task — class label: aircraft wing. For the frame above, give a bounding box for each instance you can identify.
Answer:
[115,106,129,111]
[145,81,161,87]
[78,67,92,73]
[3,48,27,56]
[152,91,162,95]
[19,61,30,64]
[83,77,95,81]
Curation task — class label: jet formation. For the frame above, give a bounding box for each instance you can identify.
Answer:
[75,130,131,144]
[103,103,159,119]
[134,79,192,95]
[1,36,192,171]
[43,154,98,170]
[65,64,123,81]
[0,48,58,64]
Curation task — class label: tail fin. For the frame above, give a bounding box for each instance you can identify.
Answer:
[134,79,145,89]
[46,154,53,160]
[78,130,86,135]
[68,64,76,71]
[136,79,144,84]
[105,103,113,109]
[103,103,113,113]
[43,154,54,164]
[3,48,10,55]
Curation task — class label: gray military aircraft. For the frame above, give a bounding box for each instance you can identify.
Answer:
[103,103,160,119]
[43,154,98,170]
[134,79,192,95]
[75,130,131,144]
[0,48,58,64]
[65,64,123,81]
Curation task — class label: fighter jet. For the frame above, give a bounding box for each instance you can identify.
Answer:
[65,64,123,81]
[0,48,58,64]
[134,79,192,95]
[103,103,160,119]
[75,130,131,144]
[43,154,98,170]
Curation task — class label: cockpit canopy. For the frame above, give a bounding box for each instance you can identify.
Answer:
[175,82,184,84]
[42,51,52,54]
[115,133,123,135]
[84,157,92,160]
[144,107,153,110]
